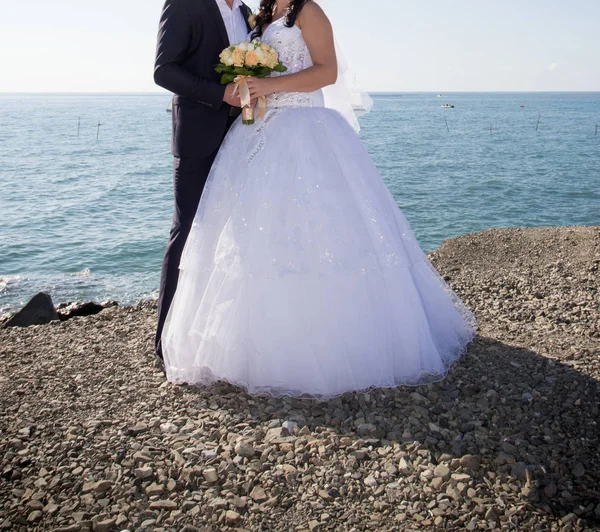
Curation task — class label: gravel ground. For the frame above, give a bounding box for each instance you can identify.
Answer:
[1,226,599,532]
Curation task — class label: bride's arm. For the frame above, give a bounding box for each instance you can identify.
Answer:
[245,2,337,99]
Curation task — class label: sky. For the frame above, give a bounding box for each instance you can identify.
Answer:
[1,0,599,93]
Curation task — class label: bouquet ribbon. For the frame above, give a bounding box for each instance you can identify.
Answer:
[233,76,267,121]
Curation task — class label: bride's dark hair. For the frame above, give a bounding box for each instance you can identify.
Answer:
[252,0,311,38]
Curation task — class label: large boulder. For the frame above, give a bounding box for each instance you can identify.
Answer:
[2,292,59,328]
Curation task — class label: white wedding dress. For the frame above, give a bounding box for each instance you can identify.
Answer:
[162,18,476,398]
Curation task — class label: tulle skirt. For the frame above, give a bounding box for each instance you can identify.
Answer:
[162,107,476,398]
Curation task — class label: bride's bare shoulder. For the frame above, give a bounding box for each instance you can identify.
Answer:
[297,1,331,29]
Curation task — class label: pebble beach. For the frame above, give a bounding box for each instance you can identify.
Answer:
[1,226,599,531]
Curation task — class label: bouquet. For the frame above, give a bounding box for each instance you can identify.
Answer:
[216,40,287,125]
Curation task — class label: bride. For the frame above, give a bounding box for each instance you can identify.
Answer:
[161,0,476,398]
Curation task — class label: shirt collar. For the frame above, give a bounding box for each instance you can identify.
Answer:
[215,0,243,10]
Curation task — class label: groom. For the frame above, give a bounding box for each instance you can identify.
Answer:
[154,0,253,370]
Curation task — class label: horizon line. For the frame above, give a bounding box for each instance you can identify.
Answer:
[1,90,600,95]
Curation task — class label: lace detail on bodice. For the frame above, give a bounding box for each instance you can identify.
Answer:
[261,18,323,109]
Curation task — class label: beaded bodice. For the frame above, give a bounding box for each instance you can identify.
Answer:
[261,18,324,109]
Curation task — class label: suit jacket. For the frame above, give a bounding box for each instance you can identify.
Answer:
[154,0,252,159]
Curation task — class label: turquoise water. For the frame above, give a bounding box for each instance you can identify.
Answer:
[1,92,598,312]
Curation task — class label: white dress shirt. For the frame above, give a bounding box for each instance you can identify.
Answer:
[215,0,249,45]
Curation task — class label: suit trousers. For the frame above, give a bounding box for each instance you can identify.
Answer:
[155,115,238,362]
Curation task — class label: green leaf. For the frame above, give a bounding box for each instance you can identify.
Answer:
[273,63,287,73]
[220,73,236,84]
[232,67,253,76]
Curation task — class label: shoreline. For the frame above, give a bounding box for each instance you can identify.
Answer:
[1,226,599,530]
[2,225,598,324]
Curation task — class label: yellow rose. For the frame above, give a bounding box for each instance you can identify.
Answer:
[259,43,271,53]
[232,48,245,67]
[245,50,260,67]
[266,52,279,69]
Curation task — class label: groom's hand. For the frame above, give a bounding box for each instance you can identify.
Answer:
[223,84,242,107]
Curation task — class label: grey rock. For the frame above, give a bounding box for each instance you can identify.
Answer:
[234,442,256,458]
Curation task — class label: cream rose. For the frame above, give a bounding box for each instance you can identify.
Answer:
[219,48,234,66]
[254,48,265,63]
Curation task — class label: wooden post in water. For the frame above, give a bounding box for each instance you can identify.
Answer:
[77,117,81,137]
[444,116,449,133]
[536,112,541,131]
[96,121,102,141]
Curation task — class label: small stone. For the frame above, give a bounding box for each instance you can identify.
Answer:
[133,451,153,463]
[209,498,228,510]
[43,503,59,515]
[160,422,179,434]
[235,442,256,458]
[431,477,444,490]
[225,510,241,524]
[145,482,164,496]
[140,519,156,528]
[28,500,44,510]
[572,463,585,478]
[364,476,378,487]
[128,424,148,435]
[134,467,154,479]
[27,511,42,523]
[318,489,332,501]
[485,508,498,522]
[94,518,116,532]
[282,420,298,433]
[149,500,178,510]
[357,423,376,435]
[308,520,322,532]
[459,455,481,470]
[544,483,558,498]
[434,464,450,479]
[201,450,218,459]
[250,485,267,502]
[92,480,112,493]
[451,473,471,482]
[398,457,411,474]
[265,427,294,444]
[203,468,219,483]
[232,496,247,509]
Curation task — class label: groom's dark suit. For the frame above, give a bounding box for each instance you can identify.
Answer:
[154,0,252,365]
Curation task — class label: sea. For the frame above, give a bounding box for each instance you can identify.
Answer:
[1,92,599,313]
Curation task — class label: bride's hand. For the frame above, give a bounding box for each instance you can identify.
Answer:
[245,77,275,99]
